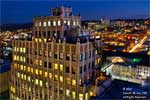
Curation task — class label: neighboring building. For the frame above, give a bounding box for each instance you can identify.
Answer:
[10,6,106,100]
[0,59,11,100]
[110,62,150,83]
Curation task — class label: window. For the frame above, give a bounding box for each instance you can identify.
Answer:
[28,76,31,82]
[44,61,47,68]
[49,62,51,69]
[80,54,83,61]
[67,20,70,26]
[59,88,63,94]
[49,52,52,57]
[54,63,58,70]
[80,67,82,74]
[39,80,42,86]
[60,76,63,82]
[17,72,20,78]
[79,93,83,100]
[39,70,42,75]
[53,21,56,26]
[58,20,61,26]
[31,68,33,73]
[43,22,46,27]
[72,67,76,74]
[49,73,52,79]
[84,65,86,72]
[66,78,70,84]
[35,69,39,75]
[44,72,48,77]
[72,54,76,61]
[72,91,76,99]
[66,66,69,73]
[72,79,76,86]
[66,89,70,96]
[39,22,41,26]
[60,64,63,71]
[20,48,22,52]
[48,21,51,26]
[54,75,58,81]
[20,65,23,70]
[35,79,38,85]
[27,67,30,72]
[73,21,76,26]
[39,60,42,66]
[64,20,66,24]
[66,54,70,60]
[24,75,26,80]
[54,52,58,59]
[59,53,63,59]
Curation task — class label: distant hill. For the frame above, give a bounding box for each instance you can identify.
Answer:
[0,23,33,31]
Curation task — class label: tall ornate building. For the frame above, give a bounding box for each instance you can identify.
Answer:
[11,6,102,100]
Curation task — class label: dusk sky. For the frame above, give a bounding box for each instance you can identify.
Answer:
[1,0,150,25]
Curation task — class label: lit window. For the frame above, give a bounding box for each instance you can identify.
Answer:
[20,48,22,52]
[35,38,38,42]
[10,86,16,93]
[39,60,42,66]
[54,75,58,81]
[58,20,61,26]
[31,68,33,73]
[20,56,23,62]
[35,79,38,85]
[67,20,70,26]
[85,93,88,100]
[66,89,70,96]
[48,21,51,26]
[44,22,47,27]
[39,80,42,86]
[17,72,20,78]
[14,47,16,51]
[39,70,42,75]
[79,93,83,100]
[72,79,76,85]
[64,20,66,24]
[23,57,26,63]
[60,64,63,71]
[54,63,58,70]
[13,55,16,61]
[20,65,23,70]
[17,47,19,52]
[35,59,38,65]
[49,73,52,79]
[28,87,31,92]
[44,38,47,42]
[24,75,26,80]
[45,72,48,77]
[60,76,63,82]
[72,91,76,99]
[39,38,42,42]
[66,78,70,84]
[27,67,30,72]
[28,76,31,82]
[17,56,19,61]
[23,48,26,53]
[21,74,23,79]
[35,69,39,75]
[24,66,26,71]
[39,22,41,26]
[73,21,76,26]
[53,21,56,26]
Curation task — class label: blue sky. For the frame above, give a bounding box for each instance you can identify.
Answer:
[1,0,150,25]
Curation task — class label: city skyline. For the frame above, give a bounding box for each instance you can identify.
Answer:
[1,0,150,25]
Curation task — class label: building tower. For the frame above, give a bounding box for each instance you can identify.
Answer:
[11,6,102,100]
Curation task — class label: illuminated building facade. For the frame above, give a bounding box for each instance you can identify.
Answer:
[10,6,102,100]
